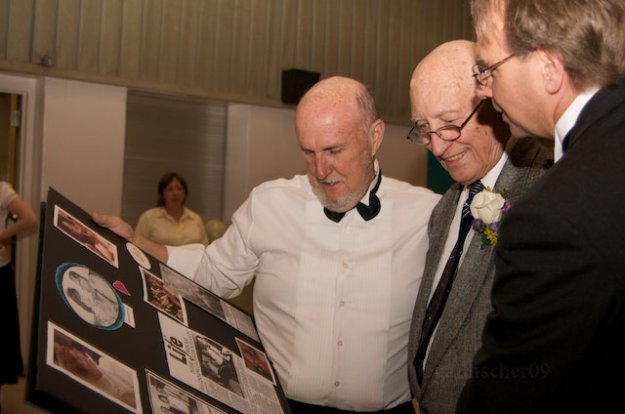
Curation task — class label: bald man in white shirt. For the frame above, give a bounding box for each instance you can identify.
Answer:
[95,76,440,413]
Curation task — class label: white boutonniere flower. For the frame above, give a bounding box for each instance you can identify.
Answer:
[470,188,510,248]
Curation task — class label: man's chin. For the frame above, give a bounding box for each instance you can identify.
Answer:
[314,189,345,211]
[322,195,359,213]
[499,112,523,135]
[313,184,363,213]
[323,202,350,213]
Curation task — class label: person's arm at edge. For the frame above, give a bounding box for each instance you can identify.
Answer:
[0,195,37,242]
[91,212,168,263]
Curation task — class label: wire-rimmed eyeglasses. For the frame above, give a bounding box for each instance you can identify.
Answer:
[472,54,516,85]
[406,100,485,146]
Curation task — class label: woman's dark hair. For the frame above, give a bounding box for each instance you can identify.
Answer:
[157,172,188,207]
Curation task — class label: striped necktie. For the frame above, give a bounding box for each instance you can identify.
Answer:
[414,180,485,384]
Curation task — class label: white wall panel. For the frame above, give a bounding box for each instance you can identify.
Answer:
[0,0,474,123]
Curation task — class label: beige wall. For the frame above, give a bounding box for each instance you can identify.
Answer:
[41,77,127,215]
[0,0,474,124]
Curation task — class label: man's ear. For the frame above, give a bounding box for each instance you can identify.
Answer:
[538,48,566,94]
[370,118,385,156]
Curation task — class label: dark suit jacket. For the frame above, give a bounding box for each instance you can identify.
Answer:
[407,137,551,414]
[458,80,625,413]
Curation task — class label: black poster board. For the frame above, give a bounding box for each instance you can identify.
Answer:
[27,188,291,414]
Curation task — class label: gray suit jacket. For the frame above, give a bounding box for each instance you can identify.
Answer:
[407,137,551,414]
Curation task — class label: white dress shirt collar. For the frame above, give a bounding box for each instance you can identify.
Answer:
[554,87,599,162]
[475,140,511,191]
[359,159,380,206]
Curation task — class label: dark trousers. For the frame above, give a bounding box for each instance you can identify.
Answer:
[0,263,23,385]
[287,399,415,414]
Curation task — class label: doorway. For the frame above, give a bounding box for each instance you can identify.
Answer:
[0,92,22,262]
[0,93,20,180]
[0,73,43,375]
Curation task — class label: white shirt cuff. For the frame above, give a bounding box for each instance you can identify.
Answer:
[166,243,206,279]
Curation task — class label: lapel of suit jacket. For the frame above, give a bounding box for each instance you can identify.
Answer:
[421,137,550,390]
[566,80,625,152]
[419,185,461,306]
[408,184,461,389]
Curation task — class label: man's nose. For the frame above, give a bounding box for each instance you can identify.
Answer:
[428,133,454,156]
[314,155,332,179]
[476,79,493,99]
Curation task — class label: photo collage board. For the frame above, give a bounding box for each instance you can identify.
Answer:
[28,188,292,414]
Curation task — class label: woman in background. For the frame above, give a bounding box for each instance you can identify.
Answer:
[135,172,208,246]
[0,181,37,397]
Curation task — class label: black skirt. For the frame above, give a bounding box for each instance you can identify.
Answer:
[0,263,23,385]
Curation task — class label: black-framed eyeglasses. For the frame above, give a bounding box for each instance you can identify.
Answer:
[406,100,485,146]
[472,54,516,85]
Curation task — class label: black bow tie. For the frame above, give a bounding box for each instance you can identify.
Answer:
[324,172,382,223]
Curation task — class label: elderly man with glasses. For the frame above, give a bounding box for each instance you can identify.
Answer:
[405,39,551,414]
